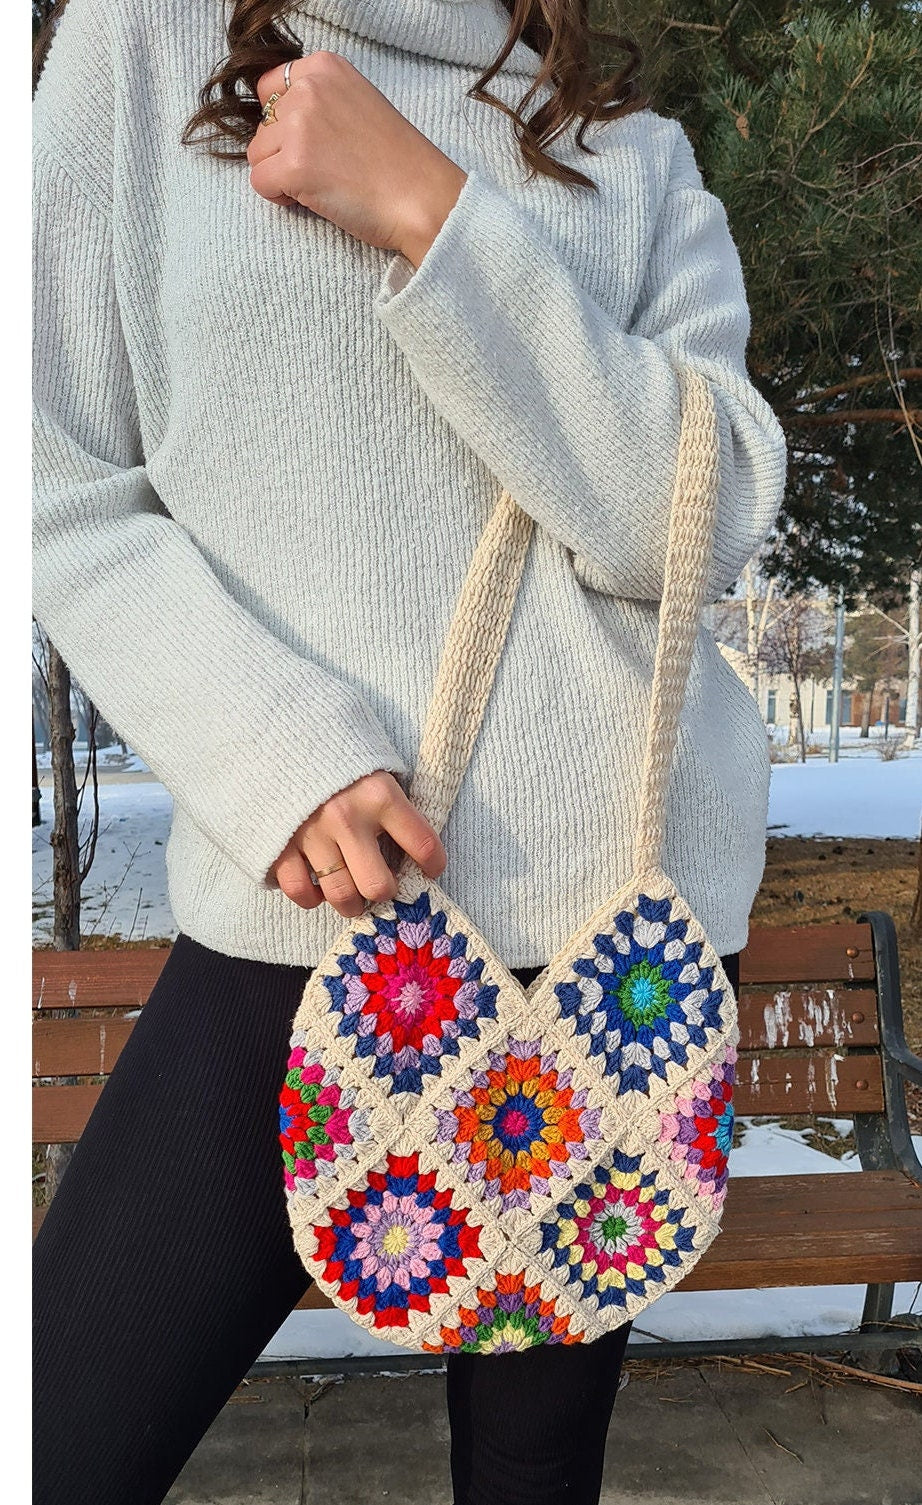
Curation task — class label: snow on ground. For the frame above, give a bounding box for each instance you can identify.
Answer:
[35,746,151,774]
[33,740,922,1355]
[768,741,921,839]
[32,780,176,945]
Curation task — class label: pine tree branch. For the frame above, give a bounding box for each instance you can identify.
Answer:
[791,35,877,169]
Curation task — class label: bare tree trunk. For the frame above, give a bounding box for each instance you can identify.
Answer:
[860,687,875,738]
[44,1138,74,1200]
[32,715,41,829]
[48,643,81,949]
[743,565,757,697]
[45,639,81,1193]
[789,682,807,761]
[902,566,920,749]
[742,565,775,701]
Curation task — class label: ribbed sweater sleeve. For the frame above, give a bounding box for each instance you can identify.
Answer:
[32,109,409,887]
[373,141,788,604]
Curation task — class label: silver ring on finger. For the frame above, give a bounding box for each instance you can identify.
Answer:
[284,57,299,90]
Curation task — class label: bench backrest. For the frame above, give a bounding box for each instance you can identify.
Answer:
[34,917,904,1146]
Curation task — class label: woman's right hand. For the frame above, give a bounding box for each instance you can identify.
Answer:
[269,770,446,919]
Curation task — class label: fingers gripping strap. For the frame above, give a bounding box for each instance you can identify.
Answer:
[404,488,534,839]
[398,366,719,885]
[632,367,721,876]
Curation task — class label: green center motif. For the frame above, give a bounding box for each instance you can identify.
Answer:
[599,1214,628,1243]
[616,961,671,1028]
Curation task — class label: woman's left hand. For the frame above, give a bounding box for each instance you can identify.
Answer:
[247,51,468,268]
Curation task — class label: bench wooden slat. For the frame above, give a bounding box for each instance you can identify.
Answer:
[32,950,170,1011]
[712,1167,918,1215]
[680,1171,922,1290]
[698,1208,922,1249]
[682,1243,922,1290]
[33,1018,136,1077]
[733,1051,884,1115]
[33,1084,104,1143]
[738,922,875,984]
[736,989,879,1049]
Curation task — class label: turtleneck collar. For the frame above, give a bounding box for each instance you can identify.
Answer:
[289,0,545,76]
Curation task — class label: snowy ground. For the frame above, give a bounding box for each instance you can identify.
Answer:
[33,736,922,1355]
[32,779,175,944]
[767,741,921,839]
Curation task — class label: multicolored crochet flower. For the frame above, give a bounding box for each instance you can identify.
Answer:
[658,1046,736,1206]
[321,892,500,1095]
[279,1045,371,1195]
[539,1149,697,1309]
[434,1038,604,1213]
[422,1270,585,1354]
[554,894,728,1096]
[311,1152,484,1328]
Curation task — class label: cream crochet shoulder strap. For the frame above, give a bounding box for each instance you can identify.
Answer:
[394,364,721,888]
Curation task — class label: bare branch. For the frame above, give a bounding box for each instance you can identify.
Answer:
[786,408,921,428]
[795,369,922,406]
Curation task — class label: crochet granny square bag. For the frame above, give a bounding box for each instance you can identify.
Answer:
[278,367,739,1353]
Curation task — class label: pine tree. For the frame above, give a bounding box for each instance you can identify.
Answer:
[599,2,921,603]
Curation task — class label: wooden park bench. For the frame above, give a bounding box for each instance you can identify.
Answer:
[33,911,922,1370]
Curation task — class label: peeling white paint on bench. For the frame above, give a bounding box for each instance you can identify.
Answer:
[824,1052,845,1110]
[762,987,847,1049]
[740,1049,853,1106]
[763,991,792,1049]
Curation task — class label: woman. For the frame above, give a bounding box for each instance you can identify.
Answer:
[32,1,786,1501]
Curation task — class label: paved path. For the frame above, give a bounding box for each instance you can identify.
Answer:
[166,1363,922,1505]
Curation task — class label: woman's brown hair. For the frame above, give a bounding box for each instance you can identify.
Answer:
[34,0,648,193]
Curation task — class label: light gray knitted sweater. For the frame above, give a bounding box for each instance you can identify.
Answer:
[32,0,787,966]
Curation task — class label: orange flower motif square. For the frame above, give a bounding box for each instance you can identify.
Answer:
[434,1037,605,1213]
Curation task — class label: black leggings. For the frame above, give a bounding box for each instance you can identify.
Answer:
[33,931,740,1505]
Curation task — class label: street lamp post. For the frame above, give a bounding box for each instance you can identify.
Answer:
[828,584,846,763]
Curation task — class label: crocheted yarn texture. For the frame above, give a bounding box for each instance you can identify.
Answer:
[280,370,740,1351]
[280,872,738,1352]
